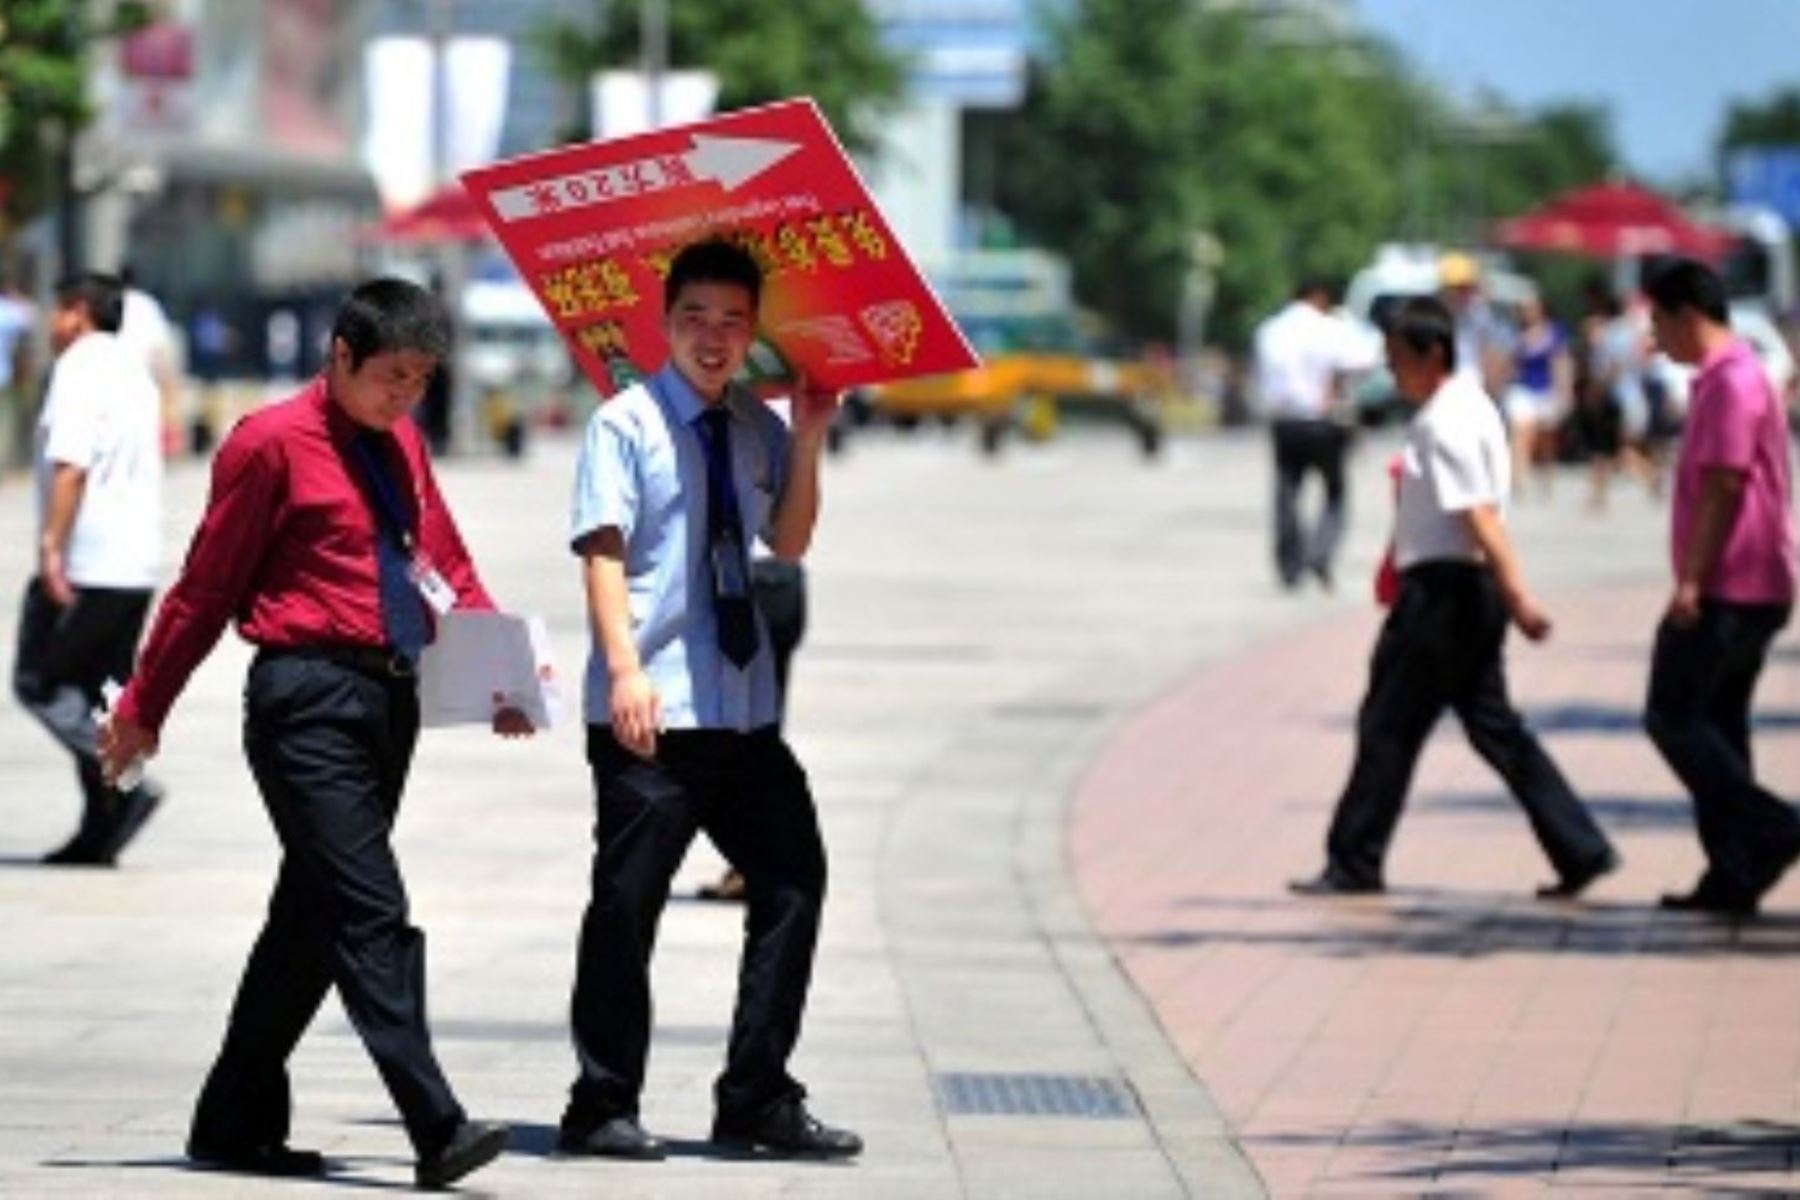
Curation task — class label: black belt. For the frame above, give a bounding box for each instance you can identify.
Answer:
[257,643,418,680]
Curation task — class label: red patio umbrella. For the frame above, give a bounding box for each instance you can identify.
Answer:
[1492,182,1730,261]
[363,182,490,245]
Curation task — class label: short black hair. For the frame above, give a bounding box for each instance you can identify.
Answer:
[1581,275,1623,319]
[56,272,125,334]
[1295,276,1340,305]
[331,277,451,370]
[1645,257,1729,325]
[1387,295,1458,373]
[665,236,763,313]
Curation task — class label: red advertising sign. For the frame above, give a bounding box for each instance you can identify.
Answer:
[460,97,977,395]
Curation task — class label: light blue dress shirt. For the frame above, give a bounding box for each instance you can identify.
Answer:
[571,364,791,731]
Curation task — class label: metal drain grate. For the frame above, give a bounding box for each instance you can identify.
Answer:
[935,1072,1138,1119]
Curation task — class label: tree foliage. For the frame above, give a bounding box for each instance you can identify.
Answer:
[0,1,148,235]
[1719,86,1800,155]
[533,0,904,155]
[990,0,1616,349]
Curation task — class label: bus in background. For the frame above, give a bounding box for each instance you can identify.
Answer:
[864,249,1176,457]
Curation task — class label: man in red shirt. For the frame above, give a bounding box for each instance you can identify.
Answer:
[1645,259,1799,917]
[99,279,523,1188]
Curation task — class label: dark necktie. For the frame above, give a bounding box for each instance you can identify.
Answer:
[694,407,758,668]
[353,432,430,664]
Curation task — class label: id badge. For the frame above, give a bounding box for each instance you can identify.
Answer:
[408,553,458,615]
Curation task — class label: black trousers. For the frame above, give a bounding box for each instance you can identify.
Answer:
[752,558,807,724]
[1272,418,1349,585]
[1645,599,1797,899]
[190,651,464,1157]
[564,726,827,1131]
[11,577,153,836]
[1323,562,1614,885]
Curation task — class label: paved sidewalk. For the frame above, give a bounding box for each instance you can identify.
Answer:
[1074,578,1800,1195]
[3,416,1781,1197]
[4,427,1294,1198]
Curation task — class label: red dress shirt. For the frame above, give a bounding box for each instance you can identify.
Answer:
[117,376,493,735]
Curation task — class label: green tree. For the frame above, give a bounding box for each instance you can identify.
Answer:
[992,0,1418,348]
[533,0,904,155]
[1719,86,1800,157]
[989,0,1616,349]
[0,1,149,240]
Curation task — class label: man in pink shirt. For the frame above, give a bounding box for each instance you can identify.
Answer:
[1644,259,1799,917]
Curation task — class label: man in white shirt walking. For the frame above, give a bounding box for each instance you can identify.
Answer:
[1291,296,1617,898]
[14,272,165,865]
[118,266,180,444]
[1254,278,1375,590]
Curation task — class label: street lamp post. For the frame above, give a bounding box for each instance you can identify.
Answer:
[1178,231,1222,408]
[423,0,476,455]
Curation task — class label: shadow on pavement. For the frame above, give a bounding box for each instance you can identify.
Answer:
[1317,705,1800,736]
[1524,703,1800,736]
[1130,896,1800,958]
[1247,1118,1800,1189]
[0,854,51,868]
[40,1154,419,1192]
[1419,789,1695,829]
[503,1121,851,1165]
[1310,698,1800,737]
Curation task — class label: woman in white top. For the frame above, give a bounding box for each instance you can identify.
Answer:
[1292,296,1617,899]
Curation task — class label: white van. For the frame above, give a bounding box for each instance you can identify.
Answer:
[462,279,573,396]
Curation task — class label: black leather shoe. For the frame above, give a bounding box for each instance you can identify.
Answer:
[187,1139,327,1177]
[416,1119,508,1190]
[558,1115,665,1159]
[713,1098,862,1158]
[1659,886,1758,918]
[1536,849,1621,900]
[41,833,113,867]
[1747,827,1800,896]
[44,784,164,868]
[1289,869,1383,896]
[95,781,163,862]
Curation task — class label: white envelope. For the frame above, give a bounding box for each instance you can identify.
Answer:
[418,611,562,730]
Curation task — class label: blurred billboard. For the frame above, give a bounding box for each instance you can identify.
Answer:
[1728,148,1800,227]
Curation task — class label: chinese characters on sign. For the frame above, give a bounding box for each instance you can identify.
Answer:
[461,98,976,396]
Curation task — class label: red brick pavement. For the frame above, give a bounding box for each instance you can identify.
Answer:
[1072,583,1800,1196]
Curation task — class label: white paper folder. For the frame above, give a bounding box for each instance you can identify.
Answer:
[418,611,562,730]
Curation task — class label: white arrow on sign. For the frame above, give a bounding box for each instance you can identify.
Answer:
[490,134,802,222]
[688,134,801,189]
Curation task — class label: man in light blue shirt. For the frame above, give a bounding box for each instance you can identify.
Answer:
[561,237,855,1161]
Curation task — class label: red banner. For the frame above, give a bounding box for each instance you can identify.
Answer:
[460,97,977,396]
